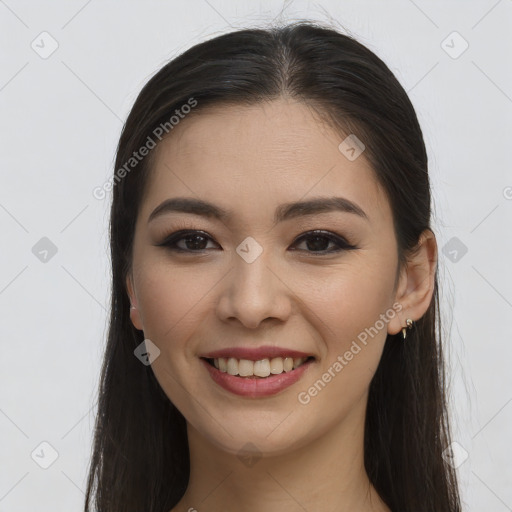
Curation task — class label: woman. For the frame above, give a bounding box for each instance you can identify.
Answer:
[84,21,462,512]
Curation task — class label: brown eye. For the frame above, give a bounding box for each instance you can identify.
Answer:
[158,230,219,252]
[157,229,356,255]
[291,230,356,254]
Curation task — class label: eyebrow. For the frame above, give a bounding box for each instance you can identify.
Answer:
[147,196,369,225]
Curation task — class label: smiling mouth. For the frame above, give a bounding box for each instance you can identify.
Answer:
[201,356,315,379]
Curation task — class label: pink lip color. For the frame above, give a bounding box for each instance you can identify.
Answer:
[201,357,314,398]
[201,345,313,360]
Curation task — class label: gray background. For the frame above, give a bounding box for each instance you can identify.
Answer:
[1,0,511,510]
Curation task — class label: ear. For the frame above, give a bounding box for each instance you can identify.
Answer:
[126,272,143,331]
[387,229,438,336]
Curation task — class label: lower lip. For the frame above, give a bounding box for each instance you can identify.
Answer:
[201,358,314,398]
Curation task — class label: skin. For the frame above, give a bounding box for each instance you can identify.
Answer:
[126,98,437,512]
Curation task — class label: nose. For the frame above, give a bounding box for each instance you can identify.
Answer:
[216,249,292,329]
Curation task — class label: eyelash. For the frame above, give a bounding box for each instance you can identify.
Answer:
[156,228,357,255]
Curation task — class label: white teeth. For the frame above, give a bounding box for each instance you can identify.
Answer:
[211,356,310,377]
[218,357,228,372]
[227,357,238,375]
[254,359,270,377]
[269,357,283,374]
[238,359,254,376]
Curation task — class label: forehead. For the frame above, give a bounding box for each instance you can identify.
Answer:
[141,99,391,228]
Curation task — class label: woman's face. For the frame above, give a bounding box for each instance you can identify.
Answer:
[127,98,403,457]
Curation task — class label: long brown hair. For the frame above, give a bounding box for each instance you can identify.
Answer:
[84,20,462,511]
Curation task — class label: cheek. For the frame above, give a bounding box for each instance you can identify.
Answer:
[300,257,395,332]
[133,262,215,408]
[294,289,394,424]
[298,259,396,383]
[135,259,221,346]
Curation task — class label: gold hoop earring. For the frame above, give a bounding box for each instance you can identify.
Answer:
[402,318,414,340]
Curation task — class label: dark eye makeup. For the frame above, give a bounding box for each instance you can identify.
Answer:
[155,228,358,255]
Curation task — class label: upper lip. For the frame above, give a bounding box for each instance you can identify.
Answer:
[200,345,315,361]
